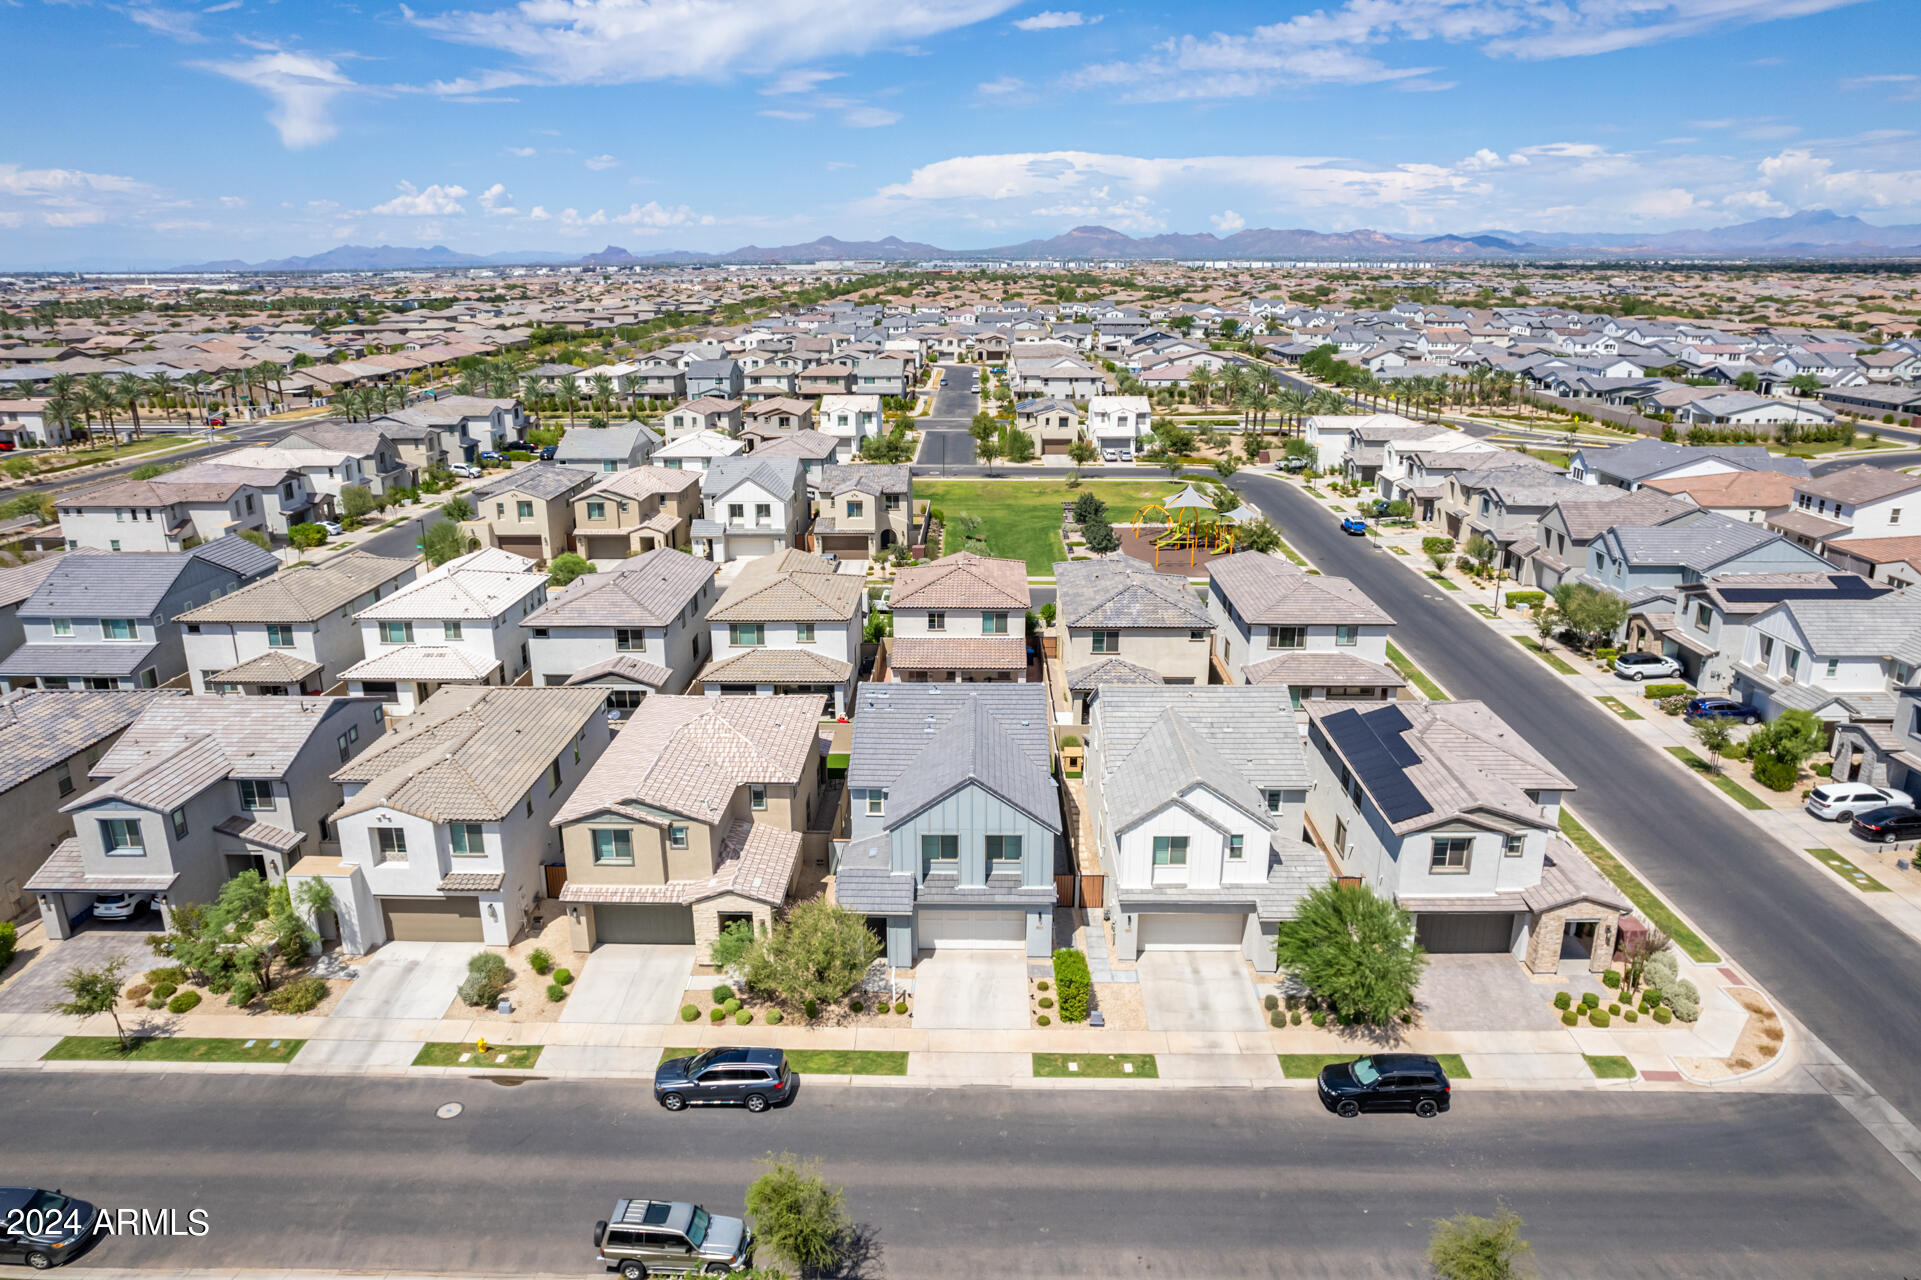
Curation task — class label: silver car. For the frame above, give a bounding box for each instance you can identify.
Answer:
[594,1200,753,1277]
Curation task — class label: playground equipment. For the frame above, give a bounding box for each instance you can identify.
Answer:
[1134,484,1238,568]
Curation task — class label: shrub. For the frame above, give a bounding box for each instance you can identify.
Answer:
[1752,752,1798,791]
[266,976,328,1014]
[1553,990,1572,1010]
[803,998,819,1021]
[767,1009,783,1025]
[547,982,567,1002]
[1038,996,1054,1009]
[147,997,166,1010]
[1608,1003,1622,1016]
[1276,881,1423,1024]
[1581,992,1599,1009]
[1561,1009,1578,1026]
[1290,1010,1302,1025]
[1658,695,1691,716]
[1602,970,1620,988]
[710,919,756,971]
[1665,977,1701,1022]
[460,952,509,1007]
[1038,1014,1051,1025]
[1625,1009,1639,1023]
[681,1004,700,1021]
[712,983,736,1003]
[1311,1010,1327,1027]
[1646,949,1680,991]
[528,948,554,975]
[1052,948,1092,1023]
[850,999,864,1013]
[1643,682,1691,699]
[0,920,15,972]
[893,1000,907,1015]
[1596,647,1621,665]
[741,897,880,1011]
[1505,590,1547,610]
[146,965,188,986]
[153,981,179,1001]
[722,997,741,1016]
[1270,1009,1286,1028]
[736,1009,753,1025]
[125,983,153,1002]
[554,968,574,986]
[227,977,257,1007]
[1264,993,1280,1011]
[1588,1009,1611,1028]
[168,990,203,1014]
[1037,979,1050,991]
[1653,1006,1673,1024]
[710,1007,726,1023]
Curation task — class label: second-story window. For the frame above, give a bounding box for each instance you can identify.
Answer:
[101,818,144,854]
[266,623,295,648]
[1090,630,1120,654]
[729,623,765,647]
[101,619,136,640]
[1335,625,1359,646]
[795,623,815,643]
[238,779,275,810]
[668,824,689,849]
[56,761,74,797]
[547,758,563,794]
[516,501,534,519]
[170,807,189,840]
[987,834,1022,866]
[591,828,633,865]
[926,611,946,632]
[1503,832,1526,857]
[443,622,462,642]
[846,500,864,519]
[372,827,407,864]
[1430,836,1472,873]
[616,628,644,651]
[866,790,884,816]
[750,784,767,811]
[1228,833,1245,861]
[755,503,771,524]
[1268,625,1305,650]
[450,823,485,856]
[52,618,72,637]
[587,502,605,520]
[380,621,412,645]
[728,503,745,521]
[1151,835,1188,866]
[982,612,1008,635]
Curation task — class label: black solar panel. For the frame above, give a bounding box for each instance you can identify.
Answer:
[1323,708,1432,824]
[1715,577,1890,605]
[1361,705,1424,767]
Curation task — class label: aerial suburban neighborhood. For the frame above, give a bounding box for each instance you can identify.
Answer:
[5,1,1921,1276]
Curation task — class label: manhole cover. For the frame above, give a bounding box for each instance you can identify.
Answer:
[436,1102,464,1119]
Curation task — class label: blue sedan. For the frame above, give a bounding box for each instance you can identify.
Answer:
[1340,517,1369,536]
[1686,696,1761,725]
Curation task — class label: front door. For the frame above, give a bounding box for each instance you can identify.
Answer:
[1561,919,1598,960]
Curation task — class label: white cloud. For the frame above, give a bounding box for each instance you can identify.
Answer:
[1013,9,1098,30]
[1210,209,1245,232]
[126,4,207,42]
[762,68,842,95]
[218,194,247,208]
[758,108,814,121]
[506,145,537,156]
[411,0,1020,86]
[528,205,552,220]
[1754,149,1921,213]
[613,200,715,230]
[0,163,159,230]
[196,51,357,148]
[370,180,470,216]
[978,76,1025,96]
[584,154,621,170]
[1459,148,1528,171]
[478,182,517,216]
[825,160,855,170]
[842,105,901,128]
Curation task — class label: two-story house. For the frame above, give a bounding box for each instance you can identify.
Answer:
[1084,395,1151,455]
[738,398,816,445]
[523,547,718,708]
[1301,699,1626,974]
[0,537,278,693]
[179,551,417,695]
[340,547,548,714]
[280,423,414,494]
[888,551,1030,683]
[1567,439,1810,492]
[751,430,843,497]
[1014,398,1082,456]
[834,683,1061,965]
[685,358,745,401]
[568,467,701,560]
[661,397,744,439]
[1769,465,1921,555]
[812,464,914,563]
[554,424,661,472]
[295,686,609,952]
[0,555,67,667]
[463,462,598,564]
[58,466,287,553]
[797,362,854,398]
[1731,586,1921,728]
[1584,509,1833,601]
[1625,571,1890,694]
[1523,489,1694,591]
[815,394,883,447]
[1204,552,1400,704]
[698,549,863,716]
[1053,555,1213,721]
[552,694,819,957]
[372,394,519,462]
[852,356,908,398]
[1084,687,1326,972]
[30,693,386,940]
[1830,680,1921,797]
[652,429,745,473]
[690,455,808,563]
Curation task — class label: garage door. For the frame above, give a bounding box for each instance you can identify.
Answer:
[1138,911,1245,950]
[381,897,484,942]
[729,535,780,559]
[497,536,546,564]
[594,904,696,945]
[916,908,1024,949]
[1416,913,1516,953]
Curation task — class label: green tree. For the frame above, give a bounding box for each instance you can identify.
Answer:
[1464,534,1498,575]
[237,528,271,551]
[745,1153,852,1277]
[999,424,1036,464]
[48,955,131,1048]
[421,518,464,566]
[1550,583,1627,650]
[1236,518,1283,554]
[288,522,328,550]
[1275,882,1425,1025]
[1428,1203,1533,1280]
[976,432,1005,475]
[547,552,593,586]
[1067,438,1098,467]
[743,897,881,1011]
[339,485,377,527]
[1071,491,1107,525]
[1687,715,1735,774]
[440,494,476,523]
[709,919,758,971]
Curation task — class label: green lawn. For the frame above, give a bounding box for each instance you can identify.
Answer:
[1807,847,1891,893]
[1033,1052,1159,1078]
[1779,437,1901,457]
[1667,747,1769,811]
[1277,1053,1470,1079]
[1386,642,1448,701]
[656,1047,909,1075]
[1515,636,1579,675]
[1583,1054,1637,1079]
[1559,810,1719,963]
[1425,572,1460,591]
[44,1035,305,1064]
[917,479,1209,574]
[1595,695,1645,721]
[414,1041,544,1069]
[1470,603,1497,619]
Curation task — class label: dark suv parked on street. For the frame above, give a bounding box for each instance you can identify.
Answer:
[654,1046,795,1112]
[1317,1053,1452,1118]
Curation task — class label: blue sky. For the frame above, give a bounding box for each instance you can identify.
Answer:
[5,0,1921,266]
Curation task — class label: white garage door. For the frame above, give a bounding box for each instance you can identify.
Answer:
[917,908,1024,949]
[1138,911,1245,951]
[729,535,780,559]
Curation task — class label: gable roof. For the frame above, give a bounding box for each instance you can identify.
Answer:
[1054,555,1211,630]
[891,551,1028,611]
[1643,469,1802,510]
[579,466,699,501]
[1205,552,1391,626]
[354,547,542,621]
[1580,438,1811,483]
[18,537,275,618]
[848,683,1057,830]
[1092,687,1307,835]
[1771,587,1921,663]
[1606,510,1794,571]
[1797,464,1921,506]
[178,551,413,623]
[708,548,862,623]
[520,547,714,628]
[554,424,660,462]
[471,461,598,501]
[701,454,803,499]
[0,689,171,794]
[74,692,364,805]
[1547,489,1692,541]
[821,463,910,496]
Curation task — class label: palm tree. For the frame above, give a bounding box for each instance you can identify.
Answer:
[453,370,481,398]
[255,361,286,413]
[1275,388,1309,436]
[180,371,211,423]
[217,368,249,418]
[590,372,614,416]
[144,372,175,424]
[82,374,117,445]
[559,374,579,429]
[1190,365,1215,408]
[113,374,145,440]
[44,395,80,449]
[336,388,363,423]
[520,374,544,418]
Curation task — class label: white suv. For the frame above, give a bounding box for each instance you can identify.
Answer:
[1612,651,1683,681]
[1807,782,1914,821]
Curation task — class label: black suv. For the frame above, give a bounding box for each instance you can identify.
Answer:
[1317,1053,1451,1118]
[654,1047,795,1112]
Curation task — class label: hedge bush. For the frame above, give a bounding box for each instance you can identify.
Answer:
[1752,753,1798,791]
[850,999,864,1013]
[1561,1009,1579,1026]
[1625,1009,1639,1023]
[547,982,567,1003]
[1553,991,1572,1010]
[1264,993,1280,1011]
[1588,1009,1611,1028]
[1290,1010,1302,1025]
[766,1009,782,1025]
[168,990,203,1014]
[528,948,554,976]
[1665,977,1701,1022]
[1608,1003,1622,1016]
[1036,979,1049,991]
[712,984,735,1003]
[0,920,15,972]
[266,976,328,1014]
[1647,949,1680,990]
[1505,590,1547,609]
[1602,970,1620,988]
[1643,682,1691,699]
[1038,996,1054,1009]
[736,1009,753,1025]
[153,981,179,1001]
[1038,1014,1051,1026]
[1311,1010,1327,1027]
[125,983,153,1002]
[227,977,258,1007]
[1270,1009,1286,1028]
[681,1004,700,1021]
[1653,1006,1674,1024]
[147,966,188,987]
[893,1000,907,1015]
[1581,991,1600,1009]
[460,952,510,1007]
[804,998,819,1020]
[553,968,573,986]
[1052,947,1092,1023]
[709,1007,726,1023]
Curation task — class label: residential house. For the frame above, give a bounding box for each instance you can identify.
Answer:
[296,686,610,952]
[1013,357,1106,400]
[834,683,1060,965]
[888,551,1030,683]
[699,549,863,717]
[1524,489,1694,591]
[58,465,291,553]
[1829,681,1921,799]
[372,395,518,463]
[797,362,854,397]
[279,424,415,494]
[1205,552,1401,704]
[1822,536,1921,589]
[812,464,914,563]
[0,554,67,667]
[1731,587,1921,728]
[751,430,842,496]
[691,455,809,563]
[816,394,884,448]
[554,424,661,472]
[1626,571,1891,693]
[568,467,701,560]
[463,462,598,564]
[1084,688,1327,971]
[685,358,745,401]
[523,547,718,709]
[1053,555,1213,721]
[1302,700,1626,973]
[651,429,744,472]
[1643,469,1802,524]
[0,537,278,693]
[739,398,816,445]
[31,693,386,940]
[1769,465,1921,554]
[179,551,417,696]
[1585,509,1833,599]
[1014,398,1082,456]
[1084,395,1151,455]
[662,397,744,439]
[1568,439,1811,491]
[552,695,820,955]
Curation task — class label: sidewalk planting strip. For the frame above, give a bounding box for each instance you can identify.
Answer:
[1559,810,1720,963]
[656,1046,910,1075]
[1595,695,1645,721]
[1807,848,1891,893]
[1583,1054,1637,1079]
[1514,635,1579,675]
[1385,642,1448,702]
[1275,537,1308,567]
[1425,572,1460,591]
[1033,1052,1158,1079]
[1277,1053,1469,1079]
[43,1036,305,1064]
[1666,747,1770,811]
[414,1042,543,1070]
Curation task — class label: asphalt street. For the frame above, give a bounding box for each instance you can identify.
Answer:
[9,421,285,502]
[914,363,979,469]
[8,1072,1919,1278]
[1232,468,1921,1131]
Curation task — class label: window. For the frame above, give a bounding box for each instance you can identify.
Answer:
[1784,647,1802,679]
[749,784,767,811]
[337,732,352,763]
[987,834,1022,865]
[495,502,506,518]
[109,540,120,551]
[442,621,463,642]
[372,827,408,862]
[729,623,765,647]
[547,758,563,794]
[921,833,958,864]
[1333,816,1349,854]
[586,502,606,520]
[1827,658,1840,678]
[238,779,274,810]
[755,503,771,524]
[101,818,144,854]
[441,822,484,856]
[615,628,644,651]
[1430,836,1472,873]
[668,824,689,849]
[1268,625,1305,650]
[846,500,864,519]
[1090,630,1121,654]
[1264,789,1282,814]
[866,790,884,816]
[1189,629,1208,642]
[51,618,72,637]
[1335,625,1359,647]
[266,623,296,648]
[795,623,815,644]
[1758,635,1775,665]
[1694,602,1712,633]
[516,501,533,519]
[926,611,946,632]
[379,621,411,645]
[170,807,189,840]
[55,761,74,797]
[591,828,633,865]
[982,612,1009,635]
[1152,835,1189,866]
[1503,832,1526,857]
[100,618,135,640]
[1228,833,1245,861]
[728,503,745,521]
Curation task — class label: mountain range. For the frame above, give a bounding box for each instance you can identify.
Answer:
[161,211,1921,272]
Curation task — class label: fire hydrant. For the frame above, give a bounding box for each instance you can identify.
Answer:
[476,1035,489,1054]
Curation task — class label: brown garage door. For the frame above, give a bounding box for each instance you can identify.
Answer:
[1416,912,1516,953]
[496,536,546,564]
[382,897,484,942]
[594,904,696,945]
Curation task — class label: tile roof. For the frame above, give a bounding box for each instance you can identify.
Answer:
[890,635,1026,671]
[1643,469,1802,510]
[438,871,505,893]
[701,455,804,500]
[522,547,714,628]
[1064,657,1164,691]
[17,537,274,618]
[1549,490,1692,542]
[579,468,699,502]
[708,548,862,623]
[848,683,1057,831]
[333,685,607,823]
[565,655,675,689]
[749,430,841,461]
[701,647,853,685]
[0,641,158,678]
[26,837,177,893]
[88,693,362,784]
[178,551,412,624]
[1608,510,1788,571]
[339,645,501,682]
[558,820,799,908]
[1206,552,1392,626]
[820,463,910,496]
[213,813,306,853]
[554,694,820,825]
[471,461,598,501]
[1242,651,1404,688]
[0,553,70,609]
[554,424,661,462]
[891,551,1028,611]
[1798,464,1921,506]
[830,833,915,914]
[1775,586,1921,663]
[0,689,170,793]
[213,651,324,684]
[1090,688,1310,820]
[355,547,542,621]
[1054,555,1212,630]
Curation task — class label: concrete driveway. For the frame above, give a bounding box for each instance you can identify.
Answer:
[912,950,1029,1030]
[0,925,160,1014]
[1415,953,1594,1032]
[1138,951,1264,1032]
[330,941,475,1021]
[559,945,697,1025]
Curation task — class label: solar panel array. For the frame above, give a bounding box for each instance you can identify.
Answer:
[1322,706,1433,824]
[1715,576,1888,605]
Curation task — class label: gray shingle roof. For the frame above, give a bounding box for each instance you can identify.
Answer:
[522,547,714,628]
[0,641,158,678]
[1064,657,1164,691]
[0,553,71,609]
[821,463,910,496]
[849,683,1058,831]
[1608,510,1790,572]
[1582,439,1810,483]
[1054,555,1212,630]
[471,461,598,501]
[1243,651,1404,688]
[18,538,273,618]
[1091,688,1309,814]
[1775,586,1921,663]
[701,454,803,501]
[1798,464,1921,505]
[831,833,915,914]
[90,693,366,783]
[554,424,660,462]
[1549,490,1692,542]
[1206,552,1391,626]
[0,689,171,794]
[700,647,854,684]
